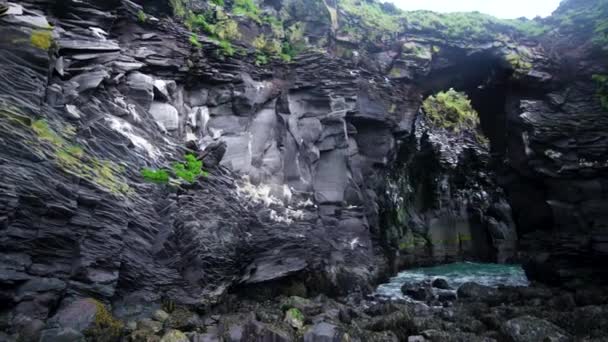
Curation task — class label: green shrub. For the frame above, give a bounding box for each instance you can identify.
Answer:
[211,0,224,6]
[548,0,608,47]
[141,154,207,184]
[172,153,205,183]
[185,8,240,56]
[186,11,214,32]
[215,19,241,40]
[255,54,268,65]
[338,0,550,44]
[189,34,202,48]
[252,34,266,50]
[233,0,260,21]
[422,88,480,132]
[218,39,235,56]
[169,0,186,17]
[340,0,401,33]
[592,74,608,110]
[141,168,170,184]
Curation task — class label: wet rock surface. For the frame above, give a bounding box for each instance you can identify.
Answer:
[23,282,608,341]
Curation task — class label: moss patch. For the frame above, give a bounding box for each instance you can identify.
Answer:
[85,299,123,342]
[31,120,130,195]
[398,233,428,250]
[30,30,53,50]
[505,53,532,74]
[422,88,480,132]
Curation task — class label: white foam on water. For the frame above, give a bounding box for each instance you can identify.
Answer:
[375,262,530,300]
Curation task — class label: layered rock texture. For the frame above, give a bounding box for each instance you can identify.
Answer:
[0,0,607,340]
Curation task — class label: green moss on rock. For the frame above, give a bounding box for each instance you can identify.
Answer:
[505,53,532,74]
[284,308,305,329]
[422,88,480,132]
[30,120,131,195]
[84,299,123,342]
[30,30,53,50]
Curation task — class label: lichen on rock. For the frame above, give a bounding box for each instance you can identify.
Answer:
[30,29,53,50]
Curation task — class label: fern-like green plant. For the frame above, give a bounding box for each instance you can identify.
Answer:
[141,168,170,184]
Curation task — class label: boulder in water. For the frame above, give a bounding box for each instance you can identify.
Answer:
[401,284,432,301]
[431,278,451,290]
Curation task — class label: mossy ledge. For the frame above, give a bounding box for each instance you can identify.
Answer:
[31,120,131,195]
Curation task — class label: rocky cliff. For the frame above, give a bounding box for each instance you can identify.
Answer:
[0,0,607,340]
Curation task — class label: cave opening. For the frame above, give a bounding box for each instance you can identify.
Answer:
[419,50,513,155]
[381,50,539,273]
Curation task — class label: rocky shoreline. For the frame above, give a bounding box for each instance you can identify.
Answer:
[9,279,606,341]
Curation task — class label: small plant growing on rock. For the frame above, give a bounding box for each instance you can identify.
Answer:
[169,0,186,17]
[141,168,170,184]
[218,39,235,56]
[189,34,202,48]
[137,10,147,23]
[141,154,208,184]
[232,0,260,22]
[422,88,480,132]
[255,54,268,65]
[172,153,204,183]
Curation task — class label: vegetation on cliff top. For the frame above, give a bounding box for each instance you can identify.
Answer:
[548,0,608,47]
[422,88,480,132]
[338,0,549,43]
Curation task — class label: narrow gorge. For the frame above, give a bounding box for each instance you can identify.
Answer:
[0,0,607,340]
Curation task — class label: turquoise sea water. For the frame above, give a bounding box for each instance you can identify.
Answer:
[375,262,529,299]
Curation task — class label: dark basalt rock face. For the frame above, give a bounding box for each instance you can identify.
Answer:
[0,0,607,340]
